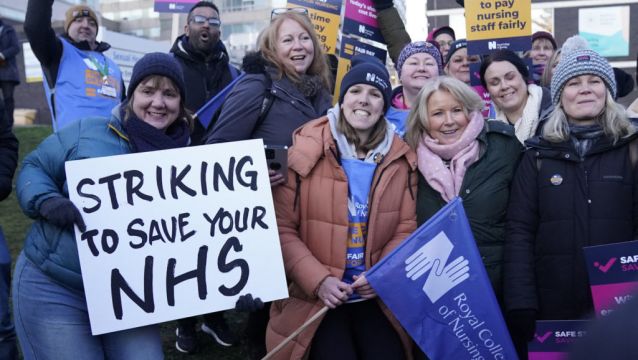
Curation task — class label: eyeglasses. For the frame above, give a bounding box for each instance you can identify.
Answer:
[270,7,309,20]
[190,15,221,27]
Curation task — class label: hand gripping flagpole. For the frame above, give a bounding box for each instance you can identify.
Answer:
[261,306,329,360]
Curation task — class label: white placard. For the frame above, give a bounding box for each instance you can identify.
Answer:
[65,139,288,335]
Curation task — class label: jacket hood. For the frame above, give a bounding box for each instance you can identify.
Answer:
[61,33,111,52]
[170,34,229,63]
[289,114,417,178]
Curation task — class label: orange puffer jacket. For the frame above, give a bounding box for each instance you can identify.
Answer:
[266,117,418,360]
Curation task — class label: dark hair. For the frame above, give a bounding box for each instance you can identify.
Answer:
[187,1,219,21]
[479,49,529,88]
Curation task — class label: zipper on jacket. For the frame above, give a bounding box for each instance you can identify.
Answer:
[273,82,316,113]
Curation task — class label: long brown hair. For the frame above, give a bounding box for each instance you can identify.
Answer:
[124,75,194,131]
[337,109,388,154]
[259,12,331,90]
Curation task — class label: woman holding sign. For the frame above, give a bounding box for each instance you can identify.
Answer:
[266,55,416,360]
[505,49,638,358]
[12,53,192,359]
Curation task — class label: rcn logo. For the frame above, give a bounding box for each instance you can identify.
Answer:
[366,72,389,90]
[404,231,470,303]
[488,41,497,50]
[594,257,617,273]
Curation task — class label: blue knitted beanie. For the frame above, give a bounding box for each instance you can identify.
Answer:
[127,52,186,100]
[551,49,616,105]
[339,54,392,111]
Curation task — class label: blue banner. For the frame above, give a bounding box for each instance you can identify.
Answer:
[194,73,245,129]
[366,198,517,359]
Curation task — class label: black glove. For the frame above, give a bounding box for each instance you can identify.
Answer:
[506,309,537,341]
[371,0,393,11]
[235,294,264,312]
[40,196,86,232]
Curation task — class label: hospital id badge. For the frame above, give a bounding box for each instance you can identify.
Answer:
[101,84,117,98]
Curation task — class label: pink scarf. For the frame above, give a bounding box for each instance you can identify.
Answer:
[417,111,485,202]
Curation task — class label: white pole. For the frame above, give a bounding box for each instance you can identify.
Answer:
[171,13,181,41]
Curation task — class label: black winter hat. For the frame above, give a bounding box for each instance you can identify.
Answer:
[127,52,186,100]
[339,55,392,111]
[614,67,635,99]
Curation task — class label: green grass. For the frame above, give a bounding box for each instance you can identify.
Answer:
[1,126,246,359]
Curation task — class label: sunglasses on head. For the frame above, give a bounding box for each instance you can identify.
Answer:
[72,9,92,18]
[190,15,221,27]
[270,7,309,20]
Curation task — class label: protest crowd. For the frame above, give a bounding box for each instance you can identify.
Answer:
[1,0,638,359]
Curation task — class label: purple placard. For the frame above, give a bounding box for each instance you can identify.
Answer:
[340,35,387,62]
[584,240,638,317]
[467,36,531,56]
[528,320,588,360]
[154,0,198,13]
[342,0,384,43]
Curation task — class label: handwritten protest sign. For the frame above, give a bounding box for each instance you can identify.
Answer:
[528,320,588,360]
[65,139,288,335]
[287,0,342,54]
[342,0,385,44]
[333,36,387,102]
[465,0,531,55]
[584,240,638,318]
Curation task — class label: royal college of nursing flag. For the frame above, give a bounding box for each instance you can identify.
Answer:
[366,198,517,359]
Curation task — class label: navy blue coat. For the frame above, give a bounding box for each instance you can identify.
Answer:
[0,21,20,83]
[505,130,638,320]
[206,53,332,147]
[0,106,17,200]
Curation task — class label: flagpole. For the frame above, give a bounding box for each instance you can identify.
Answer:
[261,306,329,360]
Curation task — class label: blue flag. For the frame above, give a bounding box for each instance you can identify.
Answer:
[366,198,517,359]
[194,72,245,129]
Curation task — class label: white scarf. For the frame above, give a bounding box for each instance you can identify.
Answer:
[494,84,544,143]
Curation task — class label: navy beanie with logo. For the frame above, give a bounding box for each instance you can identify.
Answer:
[339,54,392,111]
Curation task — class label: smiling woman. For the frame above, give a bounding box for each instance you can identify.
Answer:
[504,49,638,359]
[204,10,333,358]
[266,55,416,360]
[405,76,522,359]
[479,49,554,143]
[12,52,192,359]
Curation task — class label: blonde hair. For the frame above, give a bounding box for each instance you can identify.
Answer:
[406,76,483,149]
[259,12,331,89]
[541,49,561,88]
[125,75,193,131]
[543,91,634,143]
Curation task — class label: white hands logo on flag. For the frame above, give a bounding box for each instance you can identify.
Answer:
[405,231,470,303]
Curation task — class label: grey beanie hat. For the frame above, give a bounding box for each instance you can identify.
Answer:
[551,49,616,105]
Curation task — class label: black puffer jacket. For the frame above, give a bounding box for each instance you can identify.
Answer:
[0,107,18,200]
[170,35,238,145]
[505,130,638,320]
[206,52,332,146]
